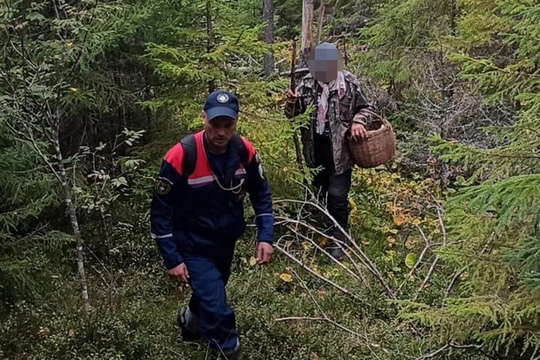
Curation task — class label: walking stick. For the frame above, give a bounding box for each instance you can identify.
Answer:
[289,37,304,171]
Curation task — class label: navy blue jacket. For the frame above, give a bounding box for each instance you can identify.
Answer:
[150,131,274,269]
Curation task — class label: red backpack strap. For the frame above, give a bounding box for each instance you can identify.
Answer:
[237,134,255,165]
[163,143,185,176]
[179,133,198,176]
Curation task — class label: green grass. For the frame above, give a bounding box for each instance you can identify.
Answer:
[0,186,495,360]
[0,232,489,360]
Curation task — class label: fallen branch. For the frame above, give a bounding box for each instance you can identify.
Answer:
[415,342,483,360]
[278,217,368,286]
[275,191,395,299]
[412,203,447,300]
[396,224,433,296]
[274,243,368,305]
[443,267,466,302]
[275,267,369,342]
[415,344,449,359]
[275,316,325,321]
[413,255,439,300]
[275,316,368,341]
[443,237,494,302]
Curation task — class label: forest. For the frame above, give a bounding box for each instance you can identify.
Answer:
[1,0,539,359]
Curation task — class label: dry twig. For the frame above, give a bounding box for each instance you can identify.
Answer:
[275,185,395,299]
[274,243,367,305]
[274,268,369,342]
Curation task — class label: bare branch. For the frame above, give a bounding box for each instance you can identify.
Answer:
[415,344,449,360]
[275,316,368,341]
[414,256,440,300]
[433,202,447,246]
[415,342,483,360]
[278,217,368,286]
[413,210,447,299]
[274,243,368,305]
[5,120,62,183]
[277,266,369,341]
[443,237,494,301]
[396,238,432,295]
[275,189,395,299]
[275,316,325,321]
[443,267,465,302]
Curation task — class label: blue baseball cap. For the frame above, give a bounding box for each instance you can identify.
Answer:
[203,90,239,121]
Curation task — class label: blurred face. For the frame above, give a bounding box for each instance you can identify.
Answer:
[313,60,339,82]
[307,45,344,83]
[202,111,237,152]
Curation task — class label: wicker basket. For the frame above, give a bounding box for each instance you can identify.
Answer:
[347,111,396,168]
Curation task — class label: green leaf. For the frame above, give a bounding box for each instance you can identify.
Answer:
[405,253,416,269]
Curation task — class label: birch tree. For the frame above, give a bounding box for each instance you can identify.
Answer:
[0,0,138,315]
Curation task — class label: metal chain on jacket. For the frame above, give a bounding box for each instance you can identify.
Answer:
[211,172,245,194]
[201,132,246,194]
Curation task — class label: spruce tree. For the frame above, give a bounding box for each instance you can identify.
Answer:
[399,1,540,357]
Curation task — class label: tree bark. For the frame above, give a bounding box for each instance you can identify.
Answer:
[448,0,457,36]
[206,0,215,93]
[52,116,91,315]
[300,0,314,68]
[444,0,457,101]
[316,0,325,45]
[441,0,458,139]
[262,0,275,76]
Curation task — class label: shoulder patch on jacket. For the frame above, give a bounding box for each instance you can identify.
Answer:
[154,176,173,195]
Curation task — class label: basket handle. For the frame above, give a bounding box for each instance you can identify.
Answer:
[362,108,386,123]
[350,109,392,140]
[364,109,395,134]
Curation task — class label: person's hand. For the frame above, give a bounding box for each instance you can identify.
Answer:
[167,262,189,283]
[350,122,367,141]
[285,89,298,104]
[256,242,273,265]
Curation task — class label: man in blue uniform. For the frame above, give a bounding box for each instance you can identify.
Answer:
[150,90,274,360]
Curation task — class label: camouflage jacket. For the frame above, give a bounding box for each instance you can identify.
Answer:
[285,70,375,175]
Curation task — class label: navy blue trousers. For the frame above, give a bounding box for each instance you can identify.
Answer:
[182,239,238,351]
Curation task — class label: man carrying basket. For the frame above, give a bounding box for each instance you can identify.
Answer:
[284,41,375,261]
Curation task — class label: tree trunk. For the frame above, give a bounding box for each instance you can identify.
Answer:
[300,0,314,68]
[441,0,457,138]
[52,120,91,315]
[206,0,215,93]
[448,0,457,36]
[443,0,457,101]
[316,0,325,45]
[262,0,275,76]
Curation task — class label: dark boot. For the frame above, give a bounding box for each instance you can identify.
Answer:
[177,306,202,342]
[328,244,346,261]
[326,225,349,262]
